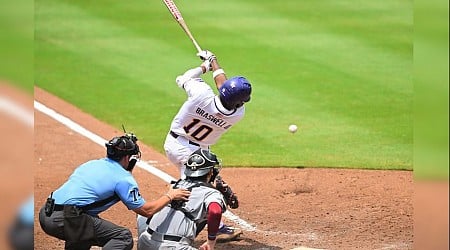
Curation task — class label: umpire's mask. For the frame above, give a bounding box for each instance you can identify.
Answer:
[105,133,141,171]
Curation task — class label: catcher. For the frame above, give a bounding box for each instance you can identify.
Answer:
[137,149,240,250]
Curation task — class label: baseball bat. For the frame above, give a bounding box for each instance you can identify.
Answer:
[162,0,202,53]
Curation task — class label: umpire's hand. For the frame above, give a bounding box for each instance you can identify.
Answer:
[167,187,190,201]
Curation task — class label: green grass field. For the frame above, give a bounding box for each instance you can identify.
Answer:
[35,0,415,170]
[0,0,33,91]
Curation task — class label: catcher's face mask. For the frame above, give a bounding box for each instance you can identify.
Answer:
[209,160,222,183]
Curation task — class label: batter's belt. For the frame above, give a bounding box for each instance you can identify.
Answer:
[170,130,200,147]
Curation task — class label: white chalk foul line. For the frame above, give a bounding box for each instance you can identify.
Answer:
[34,100,257,231]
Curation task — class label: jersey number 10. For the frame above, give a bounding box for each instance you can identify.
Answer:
[183,118,213,141]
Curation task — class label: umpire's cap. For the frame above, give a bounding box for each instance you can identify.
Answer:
[184,149,221,177]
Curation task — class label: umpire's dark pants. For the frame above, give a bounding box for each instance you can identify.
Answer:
[38,205,133,250]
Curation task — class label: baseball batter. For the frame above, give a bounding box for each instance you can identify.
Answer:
[162,50,252,241]
[137,149,227,250]
[164,50,252,178]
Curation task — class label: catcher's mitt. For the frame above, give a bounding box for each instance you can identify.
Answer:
[215,176,239,209]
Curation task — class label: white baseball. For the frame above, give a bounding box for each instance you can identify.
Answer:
[288,124,298,133]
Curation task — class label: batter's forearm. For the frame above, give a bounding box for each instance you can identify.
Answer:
[184,67,203,79]
[176,67,204,88]
[210,59,227,89]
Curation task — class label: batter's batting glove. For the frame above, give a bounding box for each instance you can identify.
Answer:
[201,60,213,73]
[197,50,216,62]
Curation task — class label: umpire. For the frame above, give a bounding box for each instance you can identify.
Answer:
[38,133,191,250]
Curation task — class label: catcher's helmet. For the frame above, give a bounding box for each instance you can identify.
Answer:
[184,149,221,178]
[219,76,252,110]
[105,133,140,161]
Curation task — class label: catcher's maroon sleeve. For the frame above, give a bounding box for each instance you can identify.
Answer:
[206,202,222,240]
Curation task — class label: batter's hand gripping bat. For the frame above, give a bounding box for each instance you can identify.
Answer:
[162,0,202,53]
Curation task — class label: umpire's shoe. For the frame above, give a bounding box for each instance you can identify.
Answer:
[216,225,242,242]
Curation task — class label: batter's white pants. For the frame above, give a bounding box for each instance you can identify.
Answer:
[163,132,205,179]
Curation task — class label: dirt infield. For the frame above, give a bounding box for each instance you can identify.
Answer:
[0,84,33,249]
[34,87,414,250]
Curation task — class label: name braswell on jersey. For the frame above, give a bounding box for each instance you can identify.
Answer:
[195,107,231,129]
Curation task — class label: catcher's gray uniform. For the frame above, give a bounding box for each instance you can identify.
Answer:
[137,179,226,250]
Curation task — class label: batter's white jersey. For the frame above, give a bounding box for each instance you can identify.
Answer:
[170,67,245,146]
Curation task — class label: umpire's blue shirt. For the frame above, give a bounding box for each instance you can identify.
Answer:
[52,158,146,216]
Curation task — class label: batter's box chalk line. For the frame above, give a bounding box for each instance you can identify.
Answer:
[223,210,319,239]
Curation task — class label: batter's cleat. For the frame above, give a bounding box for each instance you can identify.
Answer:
[216,225,242,242]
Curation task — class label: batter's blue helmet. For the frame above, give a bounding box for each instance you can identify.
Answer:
[219,76,252,110]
